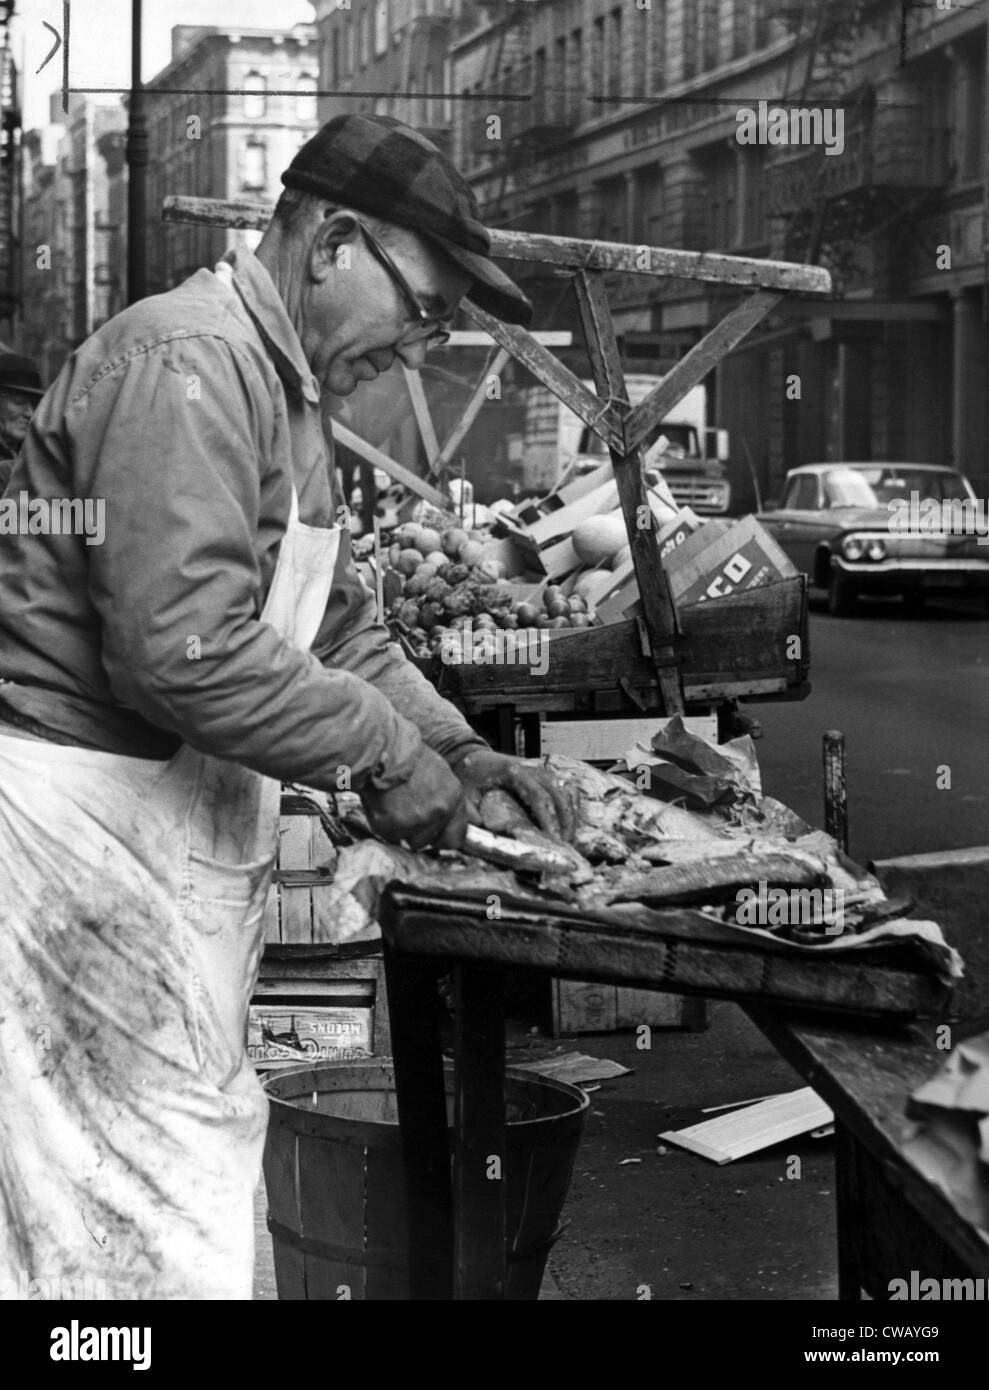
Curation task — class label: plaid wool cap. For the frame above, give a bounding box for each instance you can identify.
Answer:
[281,115,533,326]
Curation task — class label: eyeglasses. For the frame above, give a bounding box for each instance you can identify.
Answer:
[355,220,453,347]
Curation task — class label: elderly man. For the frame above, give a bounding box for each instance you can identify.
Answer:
[0,116,574,1300]
[0,352,45,491]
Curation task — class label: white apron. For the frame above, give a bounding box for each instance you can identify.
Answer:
[0,491,339,1299]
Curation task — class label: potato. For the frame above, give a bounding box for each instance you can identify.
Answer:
[394,523,422,549]
[424,551,447,570]
[547,617,571,629]
[415,527,442,556]
[568,595,588,614]
[546,598,570,619]
[441,527,469,557]
[516,602,540,626]
[458,540,484,567]
[396,548,423,578]
[569,613,592,628]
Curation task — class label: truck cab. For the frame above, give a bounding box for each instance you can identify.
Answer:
[556,377,732,515]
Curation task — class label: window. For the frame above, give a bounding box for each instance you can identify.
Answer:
[785,474,822,510]
[424,64,434,124]
[638,164,664,244]
[704,147,738,249]
[961,47,986,181]
[571,28,583,118]
[700,0,719,72]
[243,71,266,119]
[345,18,355,76]
[359,11,370,67]
[330,31,340,87]
[240,139,267,191]
[297,74,317,122]
[554,36,568,123]
[608,9,622,102]
[648,0,666,93]
[375,1,389,57]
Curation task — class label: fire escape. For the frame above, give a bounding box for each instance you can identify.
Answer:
[400,8,455,153]
[762,0,950,295]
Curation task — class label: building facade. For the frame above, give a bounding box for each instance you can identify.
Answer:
[446,1,988,507]
[311,0,468,147]
[143,23,319,294]
[19,94,125,382]
[0,0,21,347]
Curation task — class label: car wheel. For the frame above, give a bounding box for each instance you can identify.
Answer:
[826,569,857,616]
[901,591,926,616]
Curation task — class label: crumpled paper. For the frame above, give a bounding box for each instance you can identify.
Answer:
[903,1031,989,1241]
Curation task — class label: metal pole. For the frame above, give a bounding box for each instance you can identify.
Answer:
[823,730,848,855]
[125,0,147,305]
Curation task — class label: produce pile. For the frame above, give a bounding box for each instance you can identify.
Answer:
[378,519,598,661]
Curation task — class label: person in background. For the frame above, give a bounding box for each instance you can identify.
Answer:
[0,353,45,491]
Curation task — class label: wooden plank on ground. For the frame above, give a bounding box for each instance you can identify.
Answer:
[659,1087,833,1164]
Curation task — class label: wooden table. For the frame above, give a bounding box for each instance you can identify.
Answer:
[380,848,987,1300]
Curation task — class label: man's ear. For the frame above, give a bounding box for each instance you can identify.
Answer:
[310,210,360,283]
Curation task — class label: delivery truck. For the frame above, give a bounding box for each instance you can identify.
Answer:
[519,375,732,515]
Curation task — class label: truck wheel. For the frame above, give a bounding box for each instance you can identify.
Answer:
[826,570,857,617]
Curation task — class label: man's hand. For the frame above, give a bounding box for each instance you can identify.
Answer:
[450,748,580,842]
[360,745,468,851]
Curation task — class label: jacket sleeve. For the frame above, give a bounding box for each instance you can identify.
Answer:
[309,539,491,766]
[71,336,425,793]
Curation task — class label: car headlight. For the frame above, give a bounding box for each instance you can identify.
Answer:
[865,538,886,562]
[841,535,865,561]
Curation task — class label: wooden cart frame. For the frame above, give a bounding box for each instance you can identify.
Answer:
[163,196,831,717]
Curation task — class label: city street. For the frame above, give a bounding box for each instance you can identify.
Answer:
[539,596,989,1301]
[758,594,989,862]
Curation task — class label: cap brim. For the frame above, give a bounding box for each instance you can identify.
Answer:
[0,385,44,397]
[427,235,534,327]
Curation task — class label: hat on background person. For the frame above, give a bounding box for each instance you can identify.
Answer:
[281,115,533,327]
[0,353,45,398]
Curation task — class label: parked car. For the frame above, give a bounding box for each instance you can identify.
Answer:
[757,463,989,615]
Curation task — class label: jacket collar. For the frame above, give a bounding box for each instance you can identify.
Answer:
[220,247,321,406]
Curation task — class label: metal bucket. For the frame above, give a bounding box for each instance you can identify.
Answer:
[262,1058,588,1300]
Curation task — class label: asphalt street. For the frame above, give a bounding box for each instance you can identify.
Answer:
[756,592,989,863]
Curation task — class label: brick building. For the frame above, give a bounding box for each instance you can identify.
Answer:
[0,0,21,347]
[143,23,319,293]
[311,0,466,146]
[448,1,988,507]
[19,95,125,382]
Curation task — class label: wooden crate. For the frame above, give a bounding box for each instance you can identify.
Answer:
[254,792,391,1063]
[419,576,810,717]
[553,980,707,1036]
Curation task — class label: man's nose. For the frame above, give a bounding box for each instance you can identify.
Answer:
[395,339,430,370]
